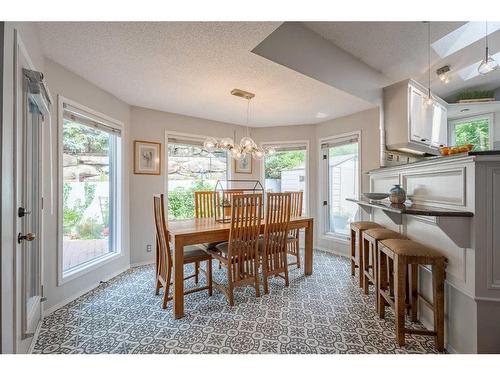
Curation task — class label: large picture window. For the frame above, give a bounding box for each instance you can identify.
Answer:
[167,137,228,220]
[321,133,359,238]
[263,143,307,214]
[449,114,493,151]
[61,100,122,278]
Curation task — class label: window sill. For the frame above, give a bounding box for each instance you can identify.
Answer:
[59,251,123,286]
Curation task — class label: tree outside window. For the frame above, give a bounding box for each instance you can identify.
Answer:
[452,116,491,151]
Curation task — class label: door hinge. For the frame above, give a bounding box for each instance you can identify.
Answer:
[323,201,328,206]
[41,285,47,302]
[323,154,327,160]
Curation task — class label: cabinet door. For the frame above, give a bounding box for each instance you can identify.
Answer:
[409,86,432,144]
[431,101,448,147]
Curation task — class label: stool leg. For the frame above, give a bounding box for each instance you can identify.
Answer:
[394,255,407,347]
[350,229,356,276]
[433,263,445,352]
[357,231,364,289]
[374,242,379,312]
[377,250,387,319]
[410,264,419,322]
[363,237,370,295]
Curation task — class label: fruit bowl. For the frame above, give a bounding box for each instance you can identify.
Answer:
[363,193,389,201]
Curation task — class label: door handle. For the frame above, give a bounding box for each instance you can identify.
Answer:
[18,207,31,217]
[18,232,36,244]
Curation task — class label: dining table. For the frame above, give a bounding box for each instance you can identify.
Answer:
[167,216,314,319]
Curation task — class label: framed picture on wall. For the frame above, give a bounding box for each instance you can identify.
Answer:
[234,153,252,174]
[134,140,161,175]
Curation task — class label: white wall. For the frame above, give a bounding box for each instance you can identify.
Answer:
[129,106,258,266]
[42,59,131,314]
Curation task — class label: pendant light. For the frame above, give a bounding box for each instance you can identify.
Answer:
[424,21,434,106]
[478,21,499,76]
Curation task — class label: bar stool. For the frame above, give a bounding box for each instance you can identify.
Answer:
[350,221,382,288]
[362,228,406,310]
[378,239,447,352]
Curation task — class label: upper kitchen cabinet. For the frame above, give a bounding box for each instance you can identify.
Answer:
[384,79,448,155]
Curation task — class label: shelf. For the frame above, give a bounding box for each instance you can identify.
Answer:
[347,198,473,248]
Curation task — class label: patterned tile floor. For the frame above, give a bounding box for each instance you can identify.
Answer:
[33,250,439,354]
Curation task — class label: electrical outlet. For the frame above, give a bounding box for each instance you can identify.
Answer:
[146,244,152,252]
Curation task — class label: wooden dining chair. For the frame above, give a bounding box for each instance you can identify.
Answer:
[153,194,213,309]
[208,193,263,306]
[286,191,303,268]
[261,192,292,294]
[194,191,217,218]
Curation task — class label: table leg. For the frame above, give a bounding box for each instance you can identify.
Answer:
[173,235,185,319]
[304,220,313,275]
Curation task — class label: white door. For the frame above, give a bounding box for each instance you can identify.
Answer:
[14,33,47,353]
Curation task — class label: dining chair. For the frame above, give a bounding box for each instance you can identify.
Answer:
[261,192,292,294]
[286,191,303,269]
[208,193,263,306]
[194,191,217,218]
[153,194,213,309]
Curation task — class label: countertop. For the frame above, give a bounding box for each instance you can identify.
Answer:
[346,198,474,217]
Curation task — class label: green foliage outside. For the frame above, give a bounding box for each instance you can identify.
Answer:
[456,90,495,101]
[329,143,358,157]
[63,121,109,154]
[168,180,214,220]
[264,150,305,179]
[454,119,490,151]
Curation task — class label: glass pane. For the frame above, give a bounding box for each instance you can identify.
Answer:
[62,119,113,272]
[167,143,227,220]
[454,118,490,151]
[264,149,306,214]
[328,142,359,236]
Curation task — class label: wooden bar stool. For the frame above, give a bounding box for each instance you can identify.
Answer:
[361,228,406,310]
[378,239,447,352]
[350,221,382,288]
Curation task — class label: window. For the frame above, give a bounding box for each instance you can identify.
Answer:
[263,143,307,214]
[449,114,493,151]
[61,100,122,278]
[167,137,228,220]
[321,133,360,238]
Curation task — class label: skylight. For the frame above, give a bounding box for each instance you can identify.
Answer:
[431,21,500,59]
[457,51,500,80]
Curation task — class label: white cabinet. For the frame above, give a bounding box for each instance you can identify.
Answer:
[384,79,448,155]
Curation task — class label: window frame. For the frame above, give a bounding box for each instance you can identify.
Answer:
[319,131,362,243]
[448,113,494,150]
[164,130,231,220]
[259,140,310,217]
[57,96,124,285]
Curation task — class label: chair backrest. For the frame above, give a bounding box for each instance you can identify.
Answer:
[194,191,216,218]
[227,193,263,281]
[153,194,172,273]
[288,191,303,218]
[263,192,292,273]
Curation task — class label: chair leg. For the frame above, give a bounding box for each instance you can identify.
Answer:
[363,238,370,295]
[162,267,172,309]
[410,264,419,322]
[394,256,407,347]
[296,236,301,269]
[433,263,445,352]
[195,261,199,284]
[350,229,356,276]
[377,250,387,319]
[207,259,213,297]
[284,266,290,287]
[357,231,364,289]
[227,266,235,306]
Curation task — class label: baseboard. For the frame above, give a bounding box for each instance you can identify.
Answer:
[27,319,43,354]
[131,260,155,267]
[315,246,349,259]
[42,264,130,317]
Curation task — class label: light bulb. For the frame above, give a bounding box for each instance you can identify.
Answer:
[240,136,255,151]
[252,148,264,160]
[478,55,499,75]
[424,96,434,107]
[203,137,217,152]
[220,137,234,149]
[265,147,276,156]
[230,146,244,160]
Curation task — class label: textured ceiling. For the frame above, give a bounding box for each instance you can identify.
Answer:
[303,21,500,99]
[36,22,374,127]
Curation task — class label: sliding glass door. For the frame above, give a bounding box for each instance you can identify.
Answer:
[322,134,359,238]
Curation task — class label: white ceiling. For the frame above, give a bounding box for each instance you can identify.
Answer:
[303,21,500,100]
[36,22,374,127]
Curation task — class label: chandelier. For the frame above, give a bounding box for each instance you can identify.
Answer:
[203,89,275,160]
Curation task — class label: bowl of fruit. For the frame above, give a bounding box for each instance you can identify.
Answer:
[440,144,474,156]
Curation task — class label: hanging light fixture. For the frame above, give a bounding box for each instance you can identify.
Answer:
[478,21,499,75]
[203,89,275,160]
[424,21,434,106]
[436,65,451,84]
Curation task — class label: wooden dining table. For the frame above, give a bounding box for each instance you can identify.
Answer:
[167,216,314,319]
